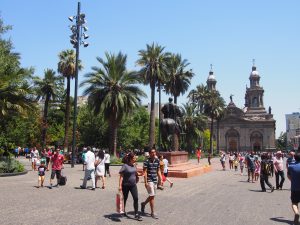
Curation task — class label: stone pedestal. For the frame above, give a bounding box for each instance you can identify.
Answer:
[160,151,189,165]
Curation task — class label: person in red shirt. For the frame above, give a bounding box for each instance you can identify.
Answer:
[196,147,202,164]
[48,148,64,189]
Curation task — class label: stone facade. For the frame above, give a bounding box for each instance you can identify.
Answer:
[209,64,276,152]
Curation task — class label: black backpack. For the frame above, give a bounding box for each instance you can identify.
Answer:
[59,175,67,185]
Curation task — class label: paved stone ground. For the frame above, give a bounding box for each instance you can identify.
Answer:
[0,157,295,225]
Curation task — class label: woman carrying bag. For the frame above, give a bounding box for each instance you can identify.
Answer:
[118,152,143,221]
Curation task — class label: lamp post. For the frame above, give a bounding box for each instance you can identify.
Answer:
[69,2,89,168]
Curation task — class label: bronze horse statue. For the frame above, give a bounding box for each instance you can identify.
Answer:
[160,118,181,151]
[160,98,182,151]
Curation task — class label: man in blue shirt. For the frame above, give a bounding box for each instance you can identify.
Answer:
[288,153,300,225]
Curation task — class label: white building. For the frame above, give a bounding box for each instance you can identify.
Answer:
[286,112,300,149]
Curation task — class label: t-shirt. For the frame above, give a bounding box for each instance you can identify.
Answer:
[288,163,300,191]
[85,150,95,170]
[51,153,64,170]
[38,165,47,176]
[143,158,160,183]
[163,158,169,174]
[246,155,255,169]
[273,157,284,172]
[287,156,296,167]
[119,164,137,186]
[104,153,110,163]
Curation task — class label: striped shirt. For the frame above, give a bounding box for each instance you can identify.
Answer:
[144,158,160,183]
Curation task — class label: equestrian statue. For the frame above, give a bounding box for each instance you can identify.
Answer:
[160,98,182,151]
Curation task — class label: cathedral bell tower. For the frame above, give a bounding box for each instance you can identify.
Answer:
[206,64,217,91]
[244,60,267,116]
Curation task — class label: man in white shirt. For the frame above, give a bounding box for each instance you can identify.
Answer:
[80,147,96,190]
[104,150,111,177]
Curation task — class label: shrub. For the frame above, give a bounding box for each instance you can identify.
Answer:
[0,158,25,173]
[110,156,123,165]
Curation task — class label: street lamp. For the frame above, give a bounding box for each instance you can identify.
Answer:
[69,2,89,168]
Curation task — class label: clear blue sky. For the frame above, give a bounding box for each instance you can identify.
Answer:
[1,0,300,137]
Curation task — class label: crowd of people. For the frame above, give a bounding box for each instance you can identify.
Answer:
[11,145,300,224]
[219,150,300,224]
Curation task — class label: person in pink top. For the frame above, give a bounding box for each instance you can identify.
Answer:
[196,147,202,164]
[48,148,64,189]
[273,150,285,190]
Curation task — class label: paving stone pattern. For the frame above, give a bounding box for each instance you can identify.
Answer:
[0,157,294,225]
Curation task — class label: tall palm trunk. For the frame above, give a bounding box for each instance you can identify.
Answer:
[148,84,156,149]
[63,76,71,152]
[109,117,118,156]
[42,94,50,148]
[210,114,214,155]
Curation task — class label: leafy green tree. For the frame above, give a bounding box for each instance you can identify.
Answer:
[0,17,35,121]
[136,43,168,148]
[77,104,109,148]
[81,52,146,155]
[118,107,150,150]
[0,16,37,150]
[33,69,63,148]
[276,132,287,150]
[57,49,83,150]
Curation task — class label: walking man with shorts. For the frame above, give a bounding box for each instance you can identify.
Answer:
[48,148,64,189]
[287,152,300,225]
[141,148,162,219]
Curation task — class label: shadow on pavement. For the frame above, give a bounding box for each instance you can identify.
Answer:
[248,189,265,192]
[104,213,123,222]
[270,217,293,224]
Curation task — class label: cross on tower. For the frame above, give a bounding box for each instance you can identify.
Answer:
[252,59,255,67]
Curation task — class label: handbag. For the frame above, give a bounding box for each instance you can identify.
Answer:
[116,191,124,213]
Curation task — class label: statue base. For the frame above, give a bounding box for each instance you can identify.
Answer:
[158,151,212,178]
[160,151,188,165]
[138,151,212,178]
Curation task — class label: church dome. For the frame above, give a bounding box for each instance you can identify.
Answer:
[207,71,216,81]
[250,66,259,76]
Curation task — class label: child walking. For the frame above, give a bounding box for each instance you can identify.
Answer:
[37,161,47,188]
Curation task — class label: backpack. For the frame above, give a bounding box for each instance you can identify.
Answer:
[263,161,271,175]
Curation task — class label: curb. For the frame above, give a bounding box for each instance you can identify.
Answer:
[0,170,28,177]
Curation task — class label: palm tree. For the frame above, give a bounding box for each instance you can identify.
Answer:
[34,69,63,148]
[164,53,194,104]
[57,49,83,151]
[136,43,168,149]
[181,103,207,152]
[0,68,35,119]
[81,52,146,156]
[203,90,225,155]
[188,84,209,113]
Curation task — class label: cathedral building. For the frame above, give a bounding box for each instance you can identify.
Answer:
[207,64,276,152]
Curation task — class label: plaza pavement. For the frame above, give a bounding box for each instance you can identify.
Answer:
[0,156,295,225]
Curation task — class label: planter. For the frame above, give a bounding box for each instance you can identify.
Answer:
[0,170,28,177]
